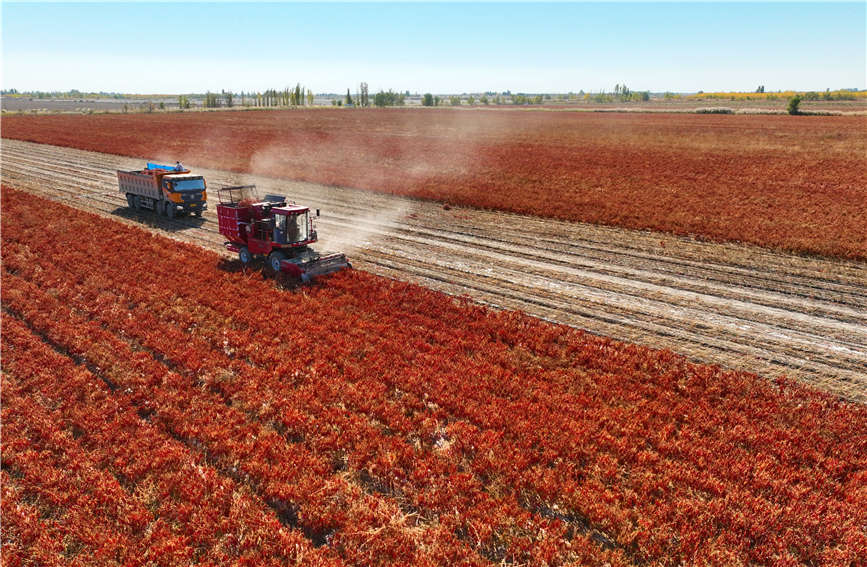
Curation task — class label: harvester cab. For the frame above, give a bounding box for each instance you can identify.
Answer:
[216,185,350,282]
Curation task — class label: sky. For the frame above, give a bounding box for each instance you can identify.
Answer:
[1,2,864,94]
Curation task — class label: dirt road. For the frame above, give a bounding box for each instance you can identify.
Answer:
[3,139,865,401]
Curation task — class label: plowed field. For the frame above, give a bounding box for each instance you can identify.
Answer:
[3,109,865,259]
[3,185,866,566]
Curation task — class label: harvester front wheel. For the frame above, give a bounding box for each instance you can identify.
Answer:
[239,247,252,265]
[268,251,287,273]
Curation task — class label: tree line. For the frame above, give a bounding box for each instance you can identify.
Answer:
[199,84,315,108]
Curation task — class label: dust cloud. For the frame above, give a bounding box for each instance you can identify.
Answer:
[241,109,499,255]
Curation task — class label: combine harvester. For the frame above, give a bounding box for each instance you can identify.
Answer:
[217,185,350,283]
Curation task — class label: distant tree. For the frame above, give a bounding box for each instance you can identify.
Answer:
[360,82,369,107]
[307,89,314,105]
[756,85,765,93]
[295,84,302,106]
[614,84,632,101]
[346,89,353,105]
[434,95,441,106]
[494,95,501,105]
[178,95,191,109]
[422,93,434,106]
[204,91,219,108]
[480,94,488,105]
[159,102,165,110]
[449,95,461,106]
[787,95,801,115]
[467,95,475,105]
[373,89,404,107]
[533,94,543,104]
[223,90,234,107]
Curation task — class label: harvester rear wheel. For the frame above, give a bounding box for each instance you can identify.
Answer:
[239,247,252,264]
[269,251,287,273]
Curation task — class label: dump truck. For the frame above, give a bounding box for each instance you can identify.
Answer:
[117,162,207,218]
[216,185,350,282]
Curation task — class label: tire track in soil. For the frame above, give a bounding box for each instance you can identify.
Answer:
[3,139,865,402]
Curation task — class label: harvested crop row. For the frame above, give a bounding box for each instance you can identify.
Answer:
[2,109,865,258]
[3,185,865,565]
[0,317,342,567]
[4,140,865,404]
[1,376,154,565]
[0,469,69,567]
[2,192,621,566]
[1,272,484,566]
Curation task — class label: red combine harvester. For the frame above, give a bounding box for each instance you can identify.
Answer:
[216,186,350,282]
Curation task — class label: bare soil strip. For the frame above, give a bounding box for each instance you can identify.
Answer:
[3,139,865,402]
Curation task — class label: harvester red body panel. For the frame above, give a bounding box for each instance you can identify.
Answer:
[216,186,350,281]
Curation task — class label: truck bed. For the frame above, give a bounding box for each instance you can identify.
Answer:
[117,170,160,200]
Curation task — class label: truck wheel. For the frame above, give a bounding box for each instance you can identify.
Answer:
[133,195,142,210]
[268,251,287,273]
[239,247,252,264]
[194,209,203,218]
[126,194,135,208]
[166,203,175,219]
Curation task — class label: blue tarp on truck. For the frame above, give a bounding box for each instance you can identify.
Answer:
[147,162,183,171]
